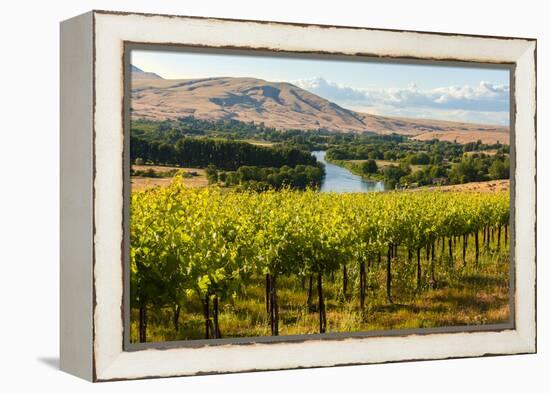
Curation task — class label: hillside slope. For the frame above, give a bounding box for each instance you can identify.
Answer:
[131,76,509,144]
[131,65,163,80]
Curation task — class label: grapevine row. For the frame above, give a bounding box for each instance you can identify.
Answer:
[130,177,509,341]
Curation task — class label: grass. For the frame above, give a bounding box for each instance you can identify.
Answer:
[130,235,510,343]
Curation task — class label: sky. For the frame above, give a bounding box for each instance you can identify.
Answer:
[131,49,510,126]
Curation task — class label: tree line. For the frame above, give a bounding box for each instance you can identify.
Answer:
[130,136,317,170]
[327,145,510,189]
[131,118,414,152]
[131,117,340,149]
[327,138,508,163]
[205,164,325,191]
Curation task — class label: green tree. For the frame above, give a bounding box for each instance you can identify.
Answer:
[361,159,378,174]
[489,158,509,179]
[205,165,218,184]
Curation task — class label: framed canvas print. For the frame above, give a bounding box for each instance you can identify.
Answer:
[60,10,537,382]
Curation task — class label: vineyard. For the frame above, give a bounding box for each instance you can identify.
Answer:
[130,177,510,342]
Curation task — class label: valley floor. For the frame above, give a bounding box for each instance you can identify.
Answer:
[130,163,510,194]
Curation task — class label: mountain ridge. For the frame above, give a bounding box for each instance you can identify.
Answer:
[131,65,163,80]
[130,74,509,144]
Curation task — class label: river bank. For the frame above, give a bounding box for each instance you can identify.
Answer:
[311,151,385,193]
[324,156,385,182]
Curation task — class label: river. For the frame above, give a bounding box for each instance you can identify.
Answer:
[312,151,385,193]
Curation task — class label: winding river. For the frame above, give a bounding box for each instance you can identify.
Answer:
[312,151,385,193]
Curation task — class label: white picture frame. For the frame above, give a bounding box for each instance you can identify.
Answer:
[60,10,536,382]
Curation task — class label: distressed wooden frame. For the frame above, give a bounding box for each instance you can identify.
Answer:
[60,10,537,382]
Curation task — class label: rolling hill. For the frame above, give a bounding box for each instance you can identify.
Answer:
[130,73,509,144]
[131,65,163,80]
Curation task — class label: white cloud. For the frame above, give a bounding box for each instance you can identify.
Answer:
[294,77,509,125]
[348,105,510,126]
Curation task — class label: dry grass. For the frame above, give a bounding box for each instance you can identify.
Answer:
[347,159,425,174]
[241,139,276,147]
[131,165,207,191]
[464,150,500,156]
[420,179,510,193]
[413,130,509,145]
[349,159,395,168]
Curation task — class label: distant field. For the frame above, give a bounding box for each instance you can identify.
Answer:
[422,179,510,193]
[379,160,425,173]
[413,130,509,145]
[132,165,194,173]
[131,165,207,191]
[241,139,276,147]
[464,149,500,156]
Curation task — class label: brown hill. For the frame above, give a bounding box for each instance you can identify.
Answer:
[130,76,509,144]
[131,65,163,80]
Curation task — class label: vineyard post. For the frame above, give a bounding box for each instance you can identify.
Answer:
[273,277,279,335]
[173,304,181,332]
[139,305,147,343]
[475,230,480,265]
[386,245,392,304]
[359,261,366,309]
[462,234,468,266]
[448,237,453,265]
[213,294,221,338]
[367,258,373,294]
[269,274,279,336]
[342,264,348,297]
[416,248,422,291]
[430,241,436,289]
[317,272,326,333]
[426,244,430,263]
